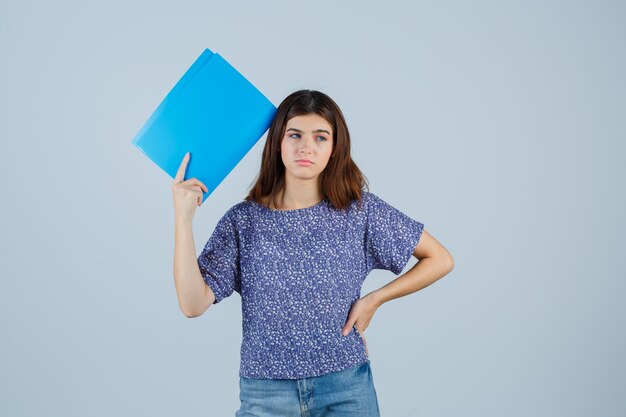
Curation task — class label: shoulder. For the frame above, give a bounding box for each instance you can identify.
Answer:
[360,190,384,210]
[359,191,409,218]
[361,190,378,202]
[209,201,246,228]
[224,200,250,219]
[327,191,380,220]
[220,199,262,228]
[332,190,380,214]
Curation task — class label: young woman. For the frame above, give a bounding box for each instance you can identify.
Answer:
[172,89,454,416]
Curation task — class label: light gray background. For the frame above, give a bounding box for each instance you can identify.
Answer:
[1,1,624,416]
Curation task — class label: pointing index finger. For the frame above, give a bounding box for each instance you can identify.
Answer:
[174,152,190,183]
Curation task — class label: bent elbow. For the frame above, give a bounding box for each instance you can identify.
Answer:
[181,301,213,318]
[181,306,203,318]
[446,253,455,272]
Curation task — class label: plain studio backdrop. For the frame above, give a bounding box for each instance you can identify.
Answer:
[1,1,624,416]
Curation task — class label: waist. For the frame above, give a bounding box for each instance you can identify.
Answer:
[239,327,368,379]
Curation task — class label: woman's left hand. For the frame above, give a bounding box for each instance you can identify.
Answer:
[342,293,380,355]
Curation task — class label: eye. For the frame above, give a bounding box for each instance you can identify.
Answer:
[288,133,327,141]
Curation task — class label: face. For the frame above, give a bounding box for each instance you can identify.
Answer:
[280,113,334,182]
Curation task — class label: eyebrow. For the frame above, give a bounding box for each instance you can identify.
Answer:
[286,128,331,135]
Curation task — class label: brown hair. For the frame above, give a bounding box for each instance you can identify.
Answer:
[244,89,370,211]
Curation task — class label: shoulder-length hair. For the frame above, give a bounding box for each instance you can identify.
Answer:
[244,89,369,211]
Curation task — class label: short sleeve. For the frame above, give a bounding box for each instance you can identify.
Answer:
[365,192,425,275]
[197,208,241,304]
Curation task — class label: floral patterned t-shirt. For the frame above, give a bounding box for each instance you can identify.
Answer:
[197,191,424,379]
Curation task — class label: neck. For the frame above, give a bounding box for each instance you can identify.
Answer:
[277,176,323,210]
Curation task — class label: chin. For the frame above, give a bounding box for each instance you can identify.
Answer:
[288,171,320,180]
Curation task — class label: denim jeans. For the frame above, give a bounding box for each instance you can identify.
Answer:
[235,360,381,417]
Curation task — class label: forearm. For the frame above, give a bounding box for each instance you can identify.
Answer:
[369,255,453,307]
[173,219,209,317]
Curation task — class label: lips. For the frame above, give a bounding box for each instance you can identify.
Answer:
[296,159,313,163]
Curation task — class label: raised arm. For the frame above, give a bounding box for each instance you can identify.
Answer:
[171,152,216,317]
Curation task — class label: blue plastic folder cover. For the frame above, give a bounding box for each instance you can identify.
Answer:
[131,48,277,203]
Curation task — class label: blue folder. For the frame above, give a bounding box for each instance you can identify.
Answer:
[131,48,277,203]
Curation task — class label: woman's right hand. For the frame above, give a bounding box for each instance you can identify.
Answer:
[172,152,208,223]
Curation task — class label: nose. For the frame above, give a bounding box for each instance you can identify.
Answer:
[299,138,313,154]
